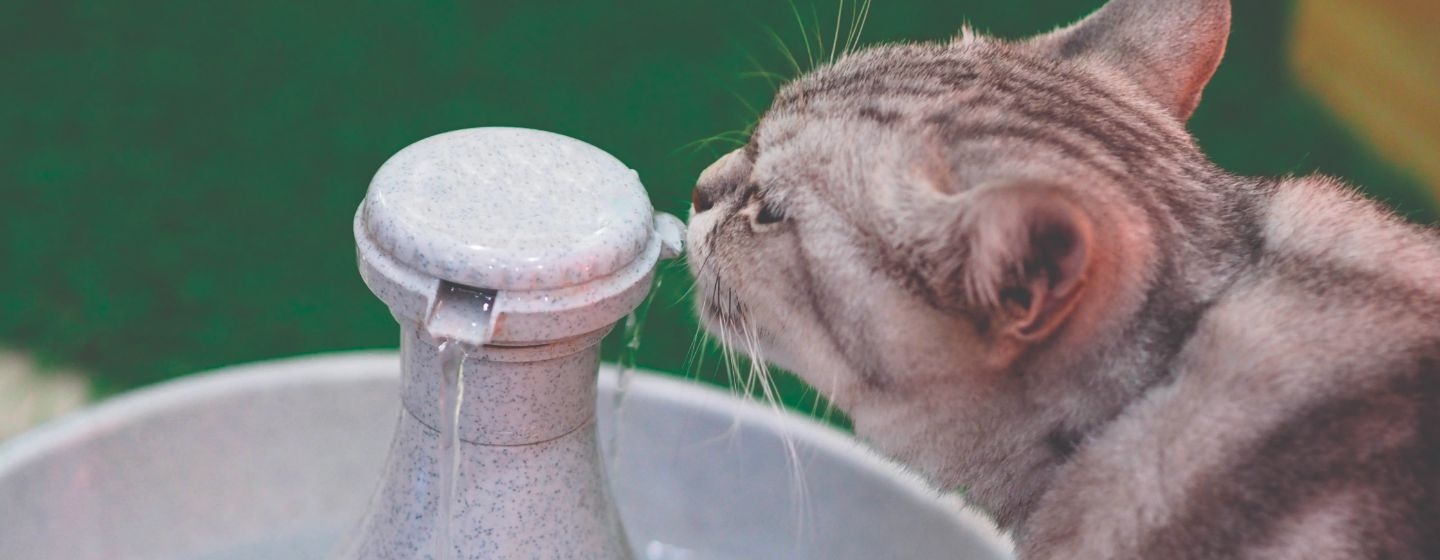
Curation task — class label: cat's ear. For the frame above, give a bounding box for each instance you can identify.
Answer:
[959,183,1093,342]
[1031,0,1231,121]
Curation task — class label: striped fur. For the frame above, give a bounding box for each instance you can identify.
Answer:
[686,0,1440,557]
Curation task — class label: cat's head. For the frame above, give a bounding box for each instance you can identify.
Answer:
[687,0,1231,471]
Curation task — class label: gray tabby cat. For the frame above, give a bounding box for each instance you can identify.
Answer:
[686,0,1440,557]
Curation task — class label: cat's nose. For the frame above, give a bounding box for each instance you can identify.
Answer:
[692,149,748,214]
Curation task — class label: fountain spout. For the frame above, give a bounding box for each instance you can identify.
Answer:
[337,128,683,559]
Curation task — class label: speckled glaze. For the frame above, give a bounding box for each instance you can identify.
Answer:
[362,127,656,291]
[331,346,628,560]
[342,128,682,559]
[398,324,601,447]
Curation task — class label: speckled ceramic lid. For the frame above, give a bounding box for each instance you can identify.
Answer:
[361,128,654,291]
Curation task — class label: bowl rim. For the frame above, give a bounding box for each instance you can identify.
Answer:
[0,350,1013,556]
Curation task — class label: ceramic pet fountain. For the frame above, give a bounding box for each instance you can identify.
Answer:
[0,128,1014,560]
[337,127,683,559]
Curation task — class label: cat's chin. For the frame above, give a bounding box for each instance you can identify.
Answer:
[696,312,860,408]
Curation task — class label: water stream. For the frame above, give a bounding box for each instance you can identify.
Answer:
[435,341,466,560]
[424,275,658,559]
[608,274,662,467]
[426,282,497,560]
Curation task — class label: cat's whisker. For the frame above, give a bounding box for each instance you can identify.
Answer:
[681,322,707,382]
[669,330,741,450]
[742,52,785,90]
[820,368,843,426]
[714,303,744,398]
[737,321,760,394]
[736,317,814,545]
[842,0,861,55]
[723,86,763,121]
[785,0,815,70]
[674,130,750,155]
[763,26,804,76]
[673,280,700,307]
[671,133,748,158]
[703,332,749,447]
[809,2,827,67]
[844,0,872,56]
[739,70,786,85]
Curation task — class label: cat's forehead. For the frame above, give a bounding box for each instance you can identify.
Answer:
[768,42,1011,113]
[748,38,1151,185]
[750,44,984,167]
[752,41,1046,154]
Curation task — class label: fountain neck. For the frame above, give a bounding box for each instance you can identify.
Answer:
[397,323,610,446]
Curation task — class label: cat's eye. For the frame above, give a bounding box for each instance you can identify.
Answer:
[755,200,785,225]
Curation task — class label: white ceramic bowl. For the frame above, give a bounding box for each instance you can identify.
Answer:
[0,352,1013,559]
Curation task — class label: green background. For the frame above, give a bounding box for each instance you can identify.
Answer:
[3,1,1436,417]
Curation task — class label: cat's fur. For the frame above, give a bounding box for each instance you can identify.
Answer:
[686,0,1440,557]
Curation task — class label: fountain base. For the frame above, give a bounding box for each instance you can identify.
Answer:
[0,352,1013,560]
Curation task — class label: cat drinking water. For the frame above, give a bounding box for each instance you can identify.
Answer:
[687,0,1440,557]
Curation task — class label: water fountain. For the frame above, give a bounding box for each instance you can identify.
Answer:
[0,128,1014,559]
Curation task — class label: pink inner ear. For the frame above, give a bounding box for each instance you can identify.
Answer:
[1013,207,1091,338]
[1031,205,1091,298]
[959,182,1095,339]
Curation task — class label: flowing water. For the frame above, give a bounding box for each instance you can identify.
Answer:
[426,282,497,560]
[608,274,662,467]
[435,341,466,560]
[424,276,658,558]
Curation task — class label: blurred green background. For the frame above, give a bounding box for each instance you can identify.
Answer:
[2,0,1436,432]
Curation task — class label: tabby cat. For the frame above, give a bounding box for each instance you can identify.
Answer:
[686,0,1440,557]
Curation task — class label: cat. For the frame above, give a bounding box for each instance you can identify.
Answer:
[685,0,1440,558]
